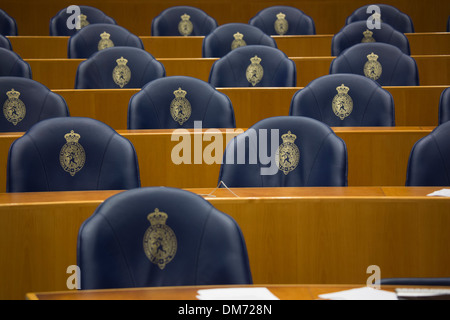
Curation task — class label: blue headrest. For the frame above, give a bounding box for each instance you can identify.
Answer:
[290,74,395,126]
[128,76,235,129]
[0,9,17,36]
[0,34,12,50]
[7,117,140,192]
[0,48,32,78]
[439,87,450,125]
[77,186,252,289]
[75,47,165,89]
[208,45,296,87]
[202,23,277,58]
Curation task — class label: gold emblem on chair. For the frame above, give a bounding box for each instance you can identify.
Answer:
[98,32,114,51]
[274,12,289,35]
[59,130,85,176]
[79,14,89,28]
[170,87,192,126]
[3,89,26,126]
[246,55,264,86]
[275,131,300,175]
[112,56,131,88]
[361,29,376,43]
[231,32,246,50]
[332,84,353,120]
[143,208,177,270]
[178,13,193,36]
[364,52,382,81]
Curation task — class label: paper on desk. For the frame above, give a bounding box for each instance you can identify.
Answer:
[196,287,280,300]
[427,189,450,197]
[318,287,398,300]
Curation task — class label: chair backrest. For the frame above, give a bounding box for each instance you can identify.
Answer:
[439,87,450,125]
[345,4,414,33]
[128,76,235,129]
[75,47,165,89]
[0,34,12,50]
[0,9,17,36]
[0,77,69,132]
[329,42,419,86]
[49,5,117,36]
[289,74,395,126]
[0,47,32,78]
[7,117,140,192]
[208,45,296,87]
[151,6,218,36]
[202,23,277,58]
[218,116,348,187]
[405,121,450,186]
[447,16,450,32]
[249,5,315,35]
[68,23,144,59]
[331,21,410,56]
[77,186,252,289]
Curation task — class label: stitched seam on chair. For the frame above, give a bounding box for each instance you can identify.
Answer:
[431,135,450,184]
[202,91,215,123]
[96,132,116,189]
[270,59,286,86]
[138,60,153,89]
[91,60,105,88]
[305,131,332,185]
[307,87,324,121]
[388,54,403,85]
[195,206,213,284]
[27,135,50,191]
[360,87,378,125]
[144,88,161,127]
[37,91,51,120]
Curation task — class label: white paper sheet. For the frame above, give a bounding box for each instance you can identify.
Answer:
[196,287,280,300]
[318,287,398,300]
[427,189,450,197]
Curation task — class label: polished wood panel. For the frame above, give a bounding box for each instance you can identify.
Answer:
[1,187,449,299]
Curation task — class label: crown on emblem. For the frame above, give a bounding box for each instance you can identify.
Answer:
[336,84,350,94]
[363,29,373,37]
[79,14,87,21]
[173,87,187,98]
[281,130,297,143]
[100,31,110,39]
[276,12,286,20]
[147,208,168,226]
[367,52,379,61]
[181,13,190,21]
[116,56,128,65]
[233,32,244,40]
[6,88,20,99]
[250,55,262,64]
[64,130,81,143]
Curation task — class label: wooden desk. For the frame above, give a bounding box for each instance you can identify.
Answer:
[25,55,450,90]
[1,186,450,300]
[0,127,432,192]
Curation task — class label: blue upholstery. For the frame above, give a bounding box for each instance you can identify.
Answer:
[0,34,12,50]
[380,277,450,286]
[0,48,32,78]
[439,87,450,125]
[77,186,252,289]
[249,6,315,35]
[0,77,69,132]
[329,42,419,86]
[289,74,395,127]
[50,5,116,36]
[208,45,296,87]
[332,21,410,56]
[202,23,277,58]
[68,24,144,59]
[6,117,140,192]
[151,6,218,36]
[405,121,450,186]
[128,76,235,129]
[345,4,414,33]
[218,116,348,187]
[75,47,165,89]
[0,9,17,36]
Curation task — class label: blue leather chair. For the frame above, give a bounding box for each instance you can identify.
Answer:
[329,42,419,86]
[202,23,277,58]
[332,21,410,56]
[249,6,315,35]
[439,87,450,125]
[75,47,165,89]
[0,48,32,78]
[0,77,69,132]
[405,121,450,186]
[128,76,235,129]
[50,5,117,36]
[289,74,395,127]
[77,186,252,289]
[218,116,348,187]
[0,34,12,50]
[208,45,296,87]
[0,9,17,36]
[345,4,414,33]
[68,23,144,59]
[151,6,218,36]
[6,117,140,192]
